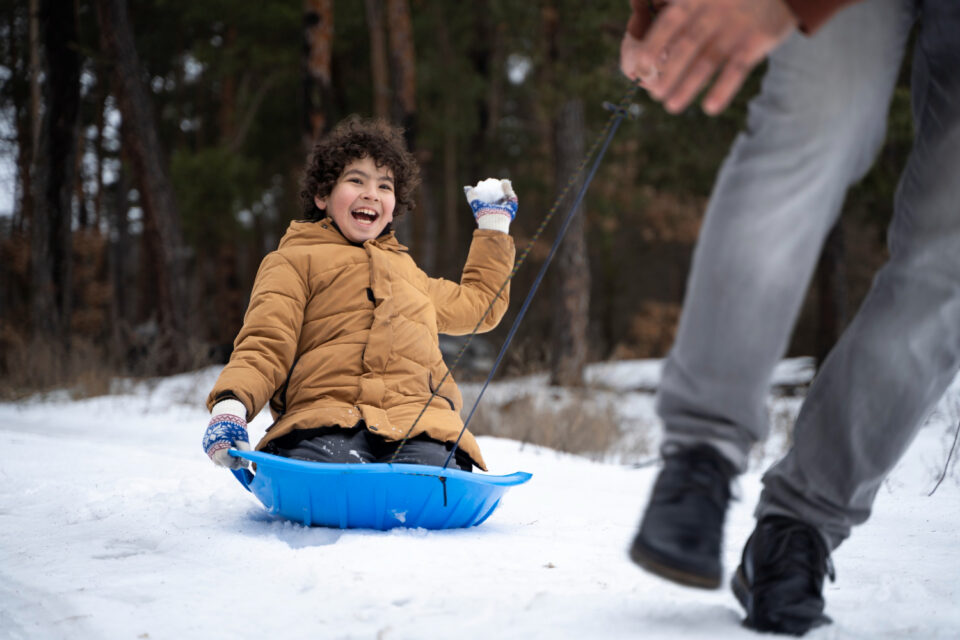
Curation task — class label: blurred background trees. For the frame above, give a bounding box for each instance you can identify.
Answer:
[0,0,912,396]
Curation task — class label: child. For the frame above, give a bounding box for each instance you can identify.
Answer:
[201,116,517,473]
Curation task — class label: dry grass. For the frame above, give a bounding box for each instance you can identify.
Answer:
[0,327,215,401]
[609,301,682,360]
[0,334,115,400]
[467,389,627,460]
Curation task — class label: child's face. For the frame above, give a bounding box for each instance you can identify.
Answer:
[314,156,396,243]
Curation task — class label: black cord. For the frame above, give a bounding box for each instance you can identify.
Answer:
[386,85,640,465]
[440,101,632,470]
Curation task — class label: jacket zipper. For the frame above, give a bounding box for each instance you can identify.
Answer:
[428,372,456,411]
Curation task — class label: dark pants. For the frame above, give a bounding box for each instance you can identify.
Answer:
[264,424,473,471]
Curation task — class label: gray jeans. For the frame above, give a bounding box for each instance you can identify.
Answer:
[656,0,960,549]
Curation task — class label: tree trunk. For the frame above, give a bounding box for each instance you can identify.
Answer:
[29,0,42,159]
[482,17,504,146]
[29,0,82,349]
[549,97,590,387]
[385,0,416,145]
[1,3,35,334]
[432,7,459,279]
[95,0,189,373]
[107,150,132,356]
[466,0,502,166]
[92,81,106,229]
[415,157,438,273]
[218,26,238,142]
[9,3,33,235]
[816,221,847,368]
[542,2,588,387]
[442,103,459,277]
[364,0,390,120]
[384,0,416,245]
[74,124,88,229]
[303,0,335,149]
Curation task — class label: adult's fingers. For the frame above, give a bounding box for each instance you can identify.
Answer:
[662,30,735,112]
[702,37,767,114]
[662,25,740,113]
[639,1,697,60]
[651,10,717,100]
[662,56,715,113]
[637,2,698,91]
[620,31,657,84]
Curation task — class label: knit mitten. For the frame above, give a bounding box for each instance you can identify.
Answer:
[464,178,518,233]
[202,398,251,469]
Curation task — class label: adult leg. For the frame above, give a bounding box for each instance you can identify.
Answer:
[657,0,914,469]
[736,1,960,633]
[631,0,915,588]
[758,0,960,551]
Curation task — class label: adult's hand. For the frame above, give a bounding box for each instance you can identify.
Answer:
[620,0,798,115]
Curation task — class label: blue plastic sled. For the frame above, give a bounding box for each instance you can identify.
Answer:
[228,449,531,530]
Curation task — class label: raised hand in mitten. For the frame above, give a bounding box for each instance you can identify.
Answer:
[202,398,251,469]
[463,178,518,233]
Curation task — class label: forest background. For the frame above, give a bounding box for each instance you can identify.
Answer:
[0,0,912,399]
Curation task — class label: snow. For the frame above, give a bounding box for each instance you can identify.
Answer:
[464,178,512,204]
[1,361,959,639]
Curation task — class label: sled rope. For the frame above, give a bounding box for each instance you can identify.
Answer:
[388,84,641,466]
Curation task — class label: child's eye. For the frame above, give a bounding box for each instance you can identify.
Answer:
[379,184,393,191]
[348,178,362,184]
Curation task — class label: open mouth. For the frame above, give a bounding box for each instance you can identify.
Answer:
[351,208,379,225]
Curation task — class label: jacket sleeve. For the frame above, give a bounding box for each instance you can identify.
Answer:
[626,0,668,40]
[427,230,516,336]
[626,0,862,39]
[206,251,309,418]
[783,0,863,33]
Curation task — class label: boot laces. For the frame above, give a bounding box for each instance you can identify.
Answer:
[759,519,836,585]
[655,451,732,513]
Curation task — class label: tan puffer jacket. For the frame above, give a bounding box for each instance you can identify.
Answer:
[206,219,515,470]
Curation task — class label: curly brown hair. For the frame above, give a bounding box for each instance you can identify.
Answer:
[300,116,421,220]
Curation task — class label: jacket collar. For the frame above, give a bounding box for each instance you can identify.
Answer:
[278,218,406,253]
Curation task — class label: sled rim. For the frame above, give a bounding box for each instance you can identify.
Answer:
[226,449,531,530]
[228,448,532,491]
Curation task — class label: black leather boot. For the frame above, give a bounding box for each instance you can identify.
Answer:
[629,444,736,589]
[732,515,836,636]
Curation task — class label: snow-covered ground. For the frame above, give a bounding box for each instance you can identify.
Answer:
[1,361,958,639]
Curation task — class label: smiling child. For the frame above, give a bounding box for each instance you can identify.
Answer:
[201,116,518,472]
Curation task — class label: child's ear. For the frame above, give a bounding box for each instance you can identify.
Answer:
[313,194,327,211]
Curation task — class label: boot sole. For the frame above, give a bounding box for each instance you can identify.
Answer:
[629,538,721,590]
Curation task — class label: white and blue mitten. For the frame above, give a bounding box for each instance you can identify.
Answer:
[464,178,518,234]
[202,398,251,469]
